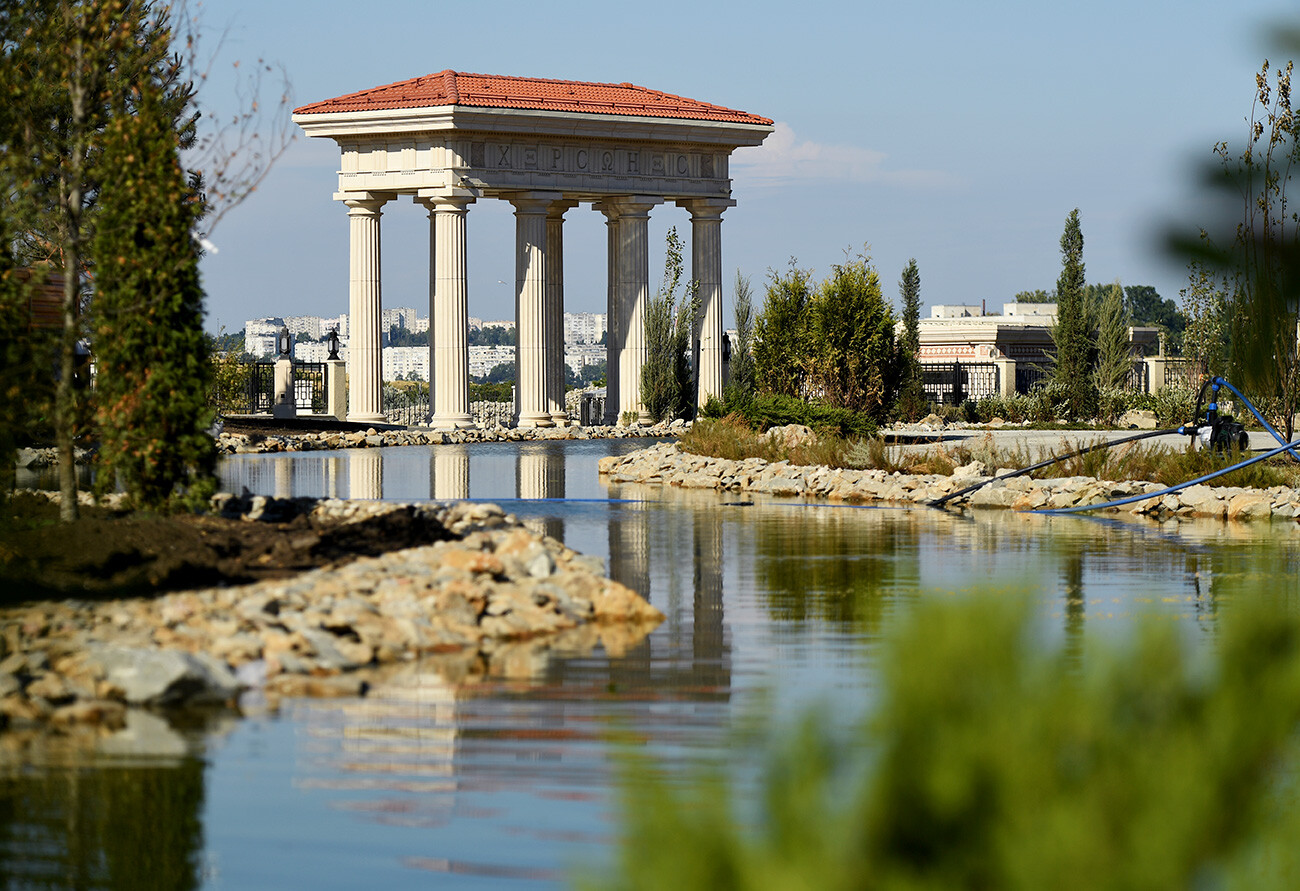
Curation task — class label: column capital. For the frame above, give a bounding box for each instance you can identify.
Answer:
[414,188,477,212]
[676,197,736,219]
[602,195,664,218]
[334,191,396,214]
[505,190,566,214]
[546,198,580,220]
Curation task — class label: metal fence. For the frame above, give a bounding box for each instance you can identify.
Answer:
[1163,358,1202,392]
[920,361,999,405]
[1015,363,1051,395]
[383,384,430,426]
[217,361,329,415]
[1125,360,1149,393]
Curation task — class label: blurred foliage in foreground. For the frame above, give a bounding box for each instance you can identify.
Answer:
[587,595,1300,890]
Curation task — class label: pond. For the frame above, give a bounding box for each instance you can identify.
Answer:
[3,439,1299,888]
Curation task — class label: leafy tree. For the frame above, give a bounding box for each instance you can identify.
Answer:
[726,270,756,404]
[1015,288,1054,303]
[484,361,516,384]
[1094,280,1131,392]
[753,261,813,398]
[0,0,194,519]
[469,325,516,347]
[1124,285,1185,353]
[1051,209,1098,418]
[641,227,698,423]
[804,253,896,420]
[895,258,925,421]
[91,76,214,509]
[1181,255,1231,378]
[1173,60,1300,438]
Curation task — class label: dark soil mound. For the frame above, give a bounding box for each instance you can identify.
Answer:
[0,493,454,604]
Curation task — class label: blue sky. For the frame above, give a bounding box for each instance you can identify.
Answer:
[194,0,1299,334]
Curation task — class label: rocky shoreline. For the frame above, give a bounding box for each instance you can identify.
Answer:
[599,441,1300,522]
[215,420,686,455]
[0,496,662,730]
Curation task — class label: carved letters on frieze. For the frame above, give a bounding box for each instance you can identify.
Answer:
[463,141,717,181]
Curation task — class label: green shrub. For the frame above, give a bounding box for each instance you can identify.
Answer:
[590,595,1300,891]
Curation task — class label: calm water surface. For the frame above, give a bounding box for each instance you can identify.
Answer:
[3,439,1299,889]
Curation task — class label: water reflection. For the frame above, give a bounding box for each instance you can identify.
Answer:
[0,713,216,889]
[6,442,1299,886]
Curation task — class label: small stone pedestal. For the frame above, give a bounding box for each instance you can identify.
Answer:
[273,357,297,420]
[326,359,346,421]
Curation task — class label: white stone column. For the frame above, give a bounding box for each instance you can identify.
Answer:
[546,201,578,426]
[417,191,476,429]
[431,446,470,500]
[510,193,559,428]
[337,192,391,424]
[349,449,383,501]
[610,197,661,425]
[681,198,734,409]
[595,201,622,425]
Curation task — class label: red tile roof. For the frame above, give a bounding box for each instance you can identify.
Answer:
[294,70,773,125]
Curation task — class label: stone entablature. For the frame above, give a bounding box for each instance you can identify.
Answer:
[317,132,739,200]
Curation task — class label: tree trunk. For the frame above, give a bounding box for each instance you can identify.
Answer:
[56,36,87,523]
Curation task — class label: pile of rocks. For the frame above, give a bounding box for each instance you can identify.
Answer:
[599,442,1300,521]
[216,419,687,455]
[0,499,663,728]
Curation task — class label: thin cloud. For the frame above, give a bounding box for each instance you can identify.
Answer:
[731,122,956,188]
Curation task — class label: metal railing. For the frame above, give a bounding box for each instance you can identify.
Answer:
[216,361,329,415]
[920,360,999,405]
[1125,360,1149,393]
[383,384,430,426]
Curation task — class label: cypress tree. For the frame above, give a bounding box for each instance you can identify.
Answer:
[895,258,926,420]
[1051,209,1097,418]
[641,228,697,423]
[1095,281,1131,392]
[726,270,756,404]
[91,81,214,508]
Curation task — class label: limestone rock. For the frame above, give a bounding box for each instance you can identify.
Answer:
[87,646,243,706]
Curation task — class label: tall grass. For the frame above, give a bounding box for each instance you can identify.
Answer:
[681,419,1300,488]
[587,594,1300,890]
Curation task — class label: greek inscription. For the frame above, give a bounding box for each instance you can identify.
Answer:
[701,155,714,177]
[552,148,563,168]
[677,154,689,174]
[602,151,614,171]
[498,145,511,167]
[576,149,588,169]
[470,143,485,167]
[524,147,537,169]
[651,154,665,174]
[627,153,639,174]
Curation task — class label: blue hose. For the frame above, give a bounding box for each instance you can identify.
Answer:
[1031,436,1300,515]
[1211,376,1300,461]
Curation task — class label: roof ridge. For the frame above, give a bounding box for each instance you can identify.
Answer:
[442,70,459,104]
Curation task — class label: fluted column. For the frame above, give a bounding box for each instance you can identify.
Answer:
[510,193,558,428]
[546,201,578,426]
[339,193,390,424]
[431,446,470,501]
[595,201,622,425]
[681,198,734,408]
[610,197,661,426]
[348,449,383,500]
[418,191,476,429]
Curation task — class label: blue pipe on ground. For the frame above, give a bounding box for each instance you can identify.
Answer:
[1030,436,1300,515]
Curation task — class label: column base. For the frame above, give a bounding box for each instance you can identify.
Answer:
[516,413,555,429]
[549,412,570,427]
[430,414,476,431]
[347,412,387,425]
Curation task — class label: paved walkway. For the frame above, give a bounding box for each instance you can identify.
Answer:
[887,426,1289,458]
